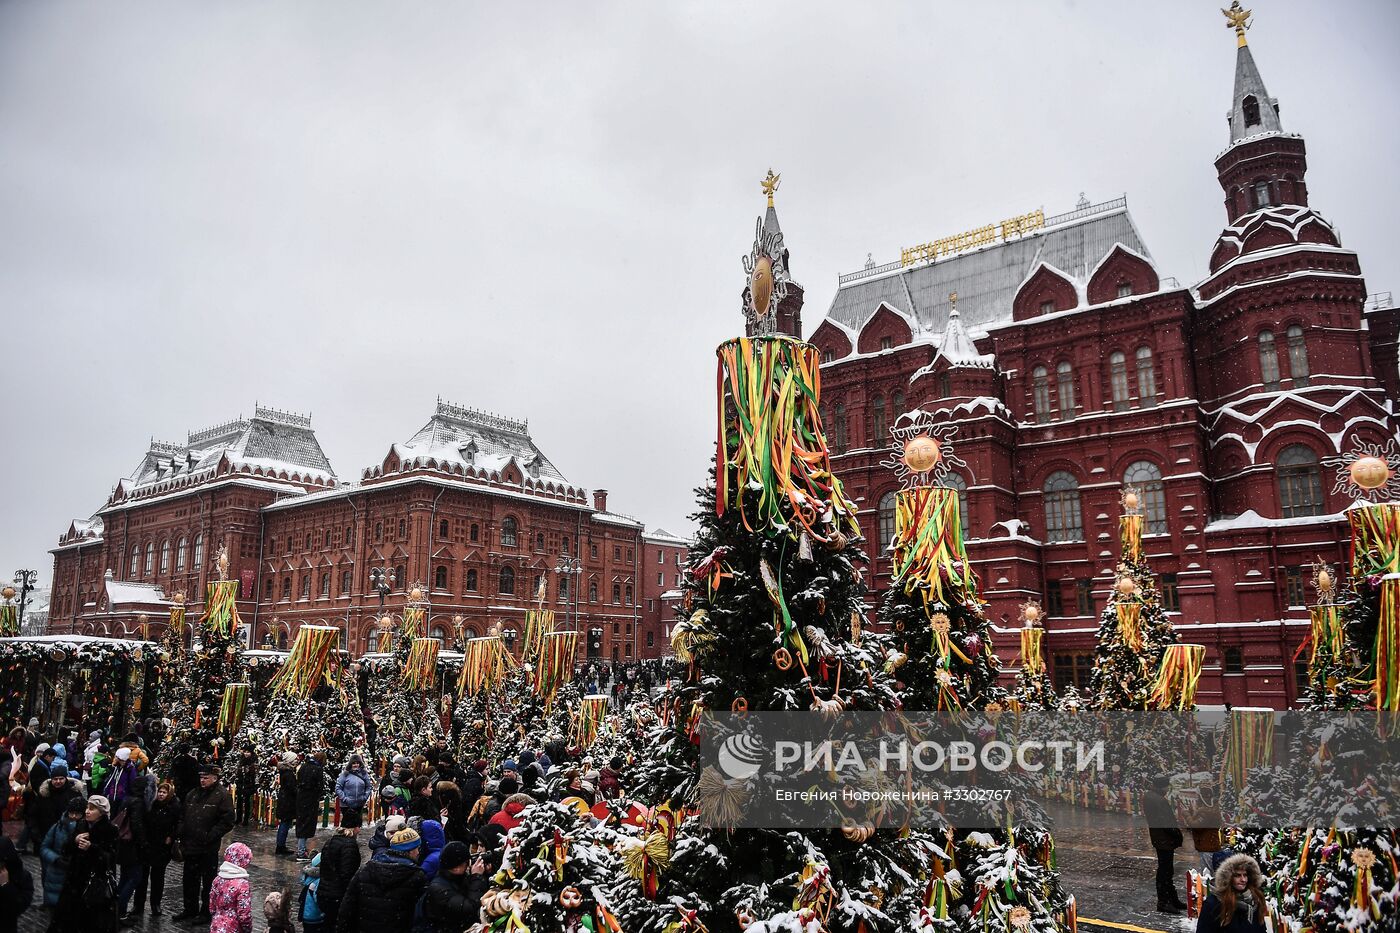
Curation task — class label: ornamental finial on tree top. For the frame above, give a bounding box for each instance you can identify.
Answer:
[1311,557,1336,604]
[1121,485,1143,515]
[216,544,230,581]
[1020,600,1043,628]
[1222,1,1251,47]
[880,409,968,489]
[1324,440,1400,503]
[761,168,780,208]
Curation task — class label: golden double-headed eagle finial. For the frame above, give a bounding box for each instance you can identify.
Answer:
[1222,1,1252,47]
[760,168,780,207]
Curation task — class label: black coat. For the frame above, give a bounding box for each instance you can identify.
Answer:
[112,784,148,868]
[177,783,235,856]
[315,834,362,906]
[1142,790,1183,850]
[407,794,437,822]
[142,796,182,862]
[36,778,86,840]
[295,761,325,837]
[56,816,118,933]
[276,765,298,822]
[0,838,34,933]
[169,755,199,803]
[420,872,487,933]
[1196,894,1267,933]
[335,853,427,933]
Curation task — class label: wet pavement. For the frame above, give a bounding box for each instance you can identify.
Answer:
[6,810,1201,933]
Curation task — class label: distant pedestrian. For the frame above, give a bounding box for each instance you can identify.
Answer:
[296,752,327,860]
[275,752,299,855]
[233,746,258,827]
[1143,774,1185,914]
[172,764,235,923]
[134,781,181,917]
[334,755,372,819]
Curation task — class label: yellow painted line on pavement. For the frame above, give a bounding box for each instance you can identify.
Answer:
[1078,917,1172,933]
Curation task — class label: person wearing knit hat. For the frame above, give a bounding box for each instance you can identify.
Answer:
[315,808,363,933]
[52,794,117,931]
[367,814,406,857]
[420,840,488,933]
[86,794,110,817]
[337,824,427,933]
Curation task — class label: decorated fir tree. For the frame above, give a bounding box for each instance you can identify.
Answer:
[157,545,247,767]
[1011,604,1057,711]
[363,586,448,761]
[1088,489,1179,711]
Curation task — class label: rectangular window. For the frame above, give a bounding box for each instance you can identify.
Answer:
[1116,282,1132,298]
[657,572,664,586]
[1052,653,1095,688]
[658,551,664,564]
[1223,646,1245,674]
[880,336,893,350]
[1044,586,1064,617]
[1284,566,1306,608]
[614,546,621,561]
[1161,573,1180,612]
[1294,656,1311,694]
[647,631,655,648]
[341,569,352,595]
[1075,579,1095,616]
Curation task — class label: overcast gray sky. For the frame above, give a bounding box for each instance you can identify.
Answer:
[2,0,1397,584]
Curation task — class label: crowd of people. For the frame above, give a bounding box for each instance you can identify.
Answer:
[0,717,637,933]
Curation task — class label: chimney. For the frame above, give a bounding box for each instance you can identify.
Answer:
[593,489,609,512]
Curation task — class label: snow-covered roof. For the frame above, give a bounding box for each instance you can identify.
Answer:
[825,197,1150,337]
[920,306,995,375]
[1204,509,1346,533]
[104,579,171,607]
[591,511,643,529]
[390,398,568,485]
[120,406,336,502]
[643,528,691,546]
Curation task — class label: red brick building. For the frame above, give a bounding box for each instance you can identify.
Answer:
[48,400,671,661]
[804,34,1400,708]
[639,528,691,659]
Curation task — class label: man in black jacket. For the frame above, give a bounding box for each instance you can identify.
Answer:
[274,752,298,855]
[419,842,487,933]
[336,828,426,933]
[1142,774,1185,915]
[295,752,326,861]
[172,764,235,923]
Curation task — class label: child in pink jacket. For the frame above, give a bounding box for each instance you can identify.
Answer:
[209,842,252,933]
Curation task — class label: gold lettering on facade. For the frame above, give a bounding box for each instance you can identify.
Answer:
[900,208,1046,267]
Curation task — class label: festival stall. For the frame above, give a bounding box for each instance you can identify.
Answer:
[0,635,164,733]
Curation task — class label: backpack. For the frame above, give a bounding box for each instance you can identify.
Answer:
[300,854,323,923]
[112,805,133,844]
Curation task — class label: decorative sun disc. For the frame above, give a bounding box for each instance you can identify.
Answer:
[750,255,773,317]
[1325,441,1400,502]
[1352,847,1377,869]
[882,410,968,489]
[903,435,941,473]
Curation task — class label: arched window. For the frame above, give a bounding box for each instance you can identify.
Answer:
[1258,331,1280,389]
[175,537,187,572]
[374,521,383,543]
[876,491,898,554]
[439,519,450,539]
[158,540,170,574]
[1276,445,1324,518]
[130,546,140,578]
[589,579,598,602]
[612,583,622,604]
[562,536,570,556]
[345,526,354,547]
[281,577,292,600]
[465,569,478,592]
[625,584,633,604]
[434,565,449,590]
[943,474,970,539]
[305,533,312,551]
[1055,361,1076,420]
[1252,179,1271,209]
[192,534,203,571]
[1286,325,1309,387]
[832,402,848,452]
[470,523,479,542]
[1242,94,1261,127]
[300,575,311,599]
[1109,352,1130,411]
[536,532,545,551]
[1135,347,1157,407]
[320,572,331,597]
[1124,461,1167,535]
[341,569,352,594]
[499,566,516,595]
[501,517,517,547]
[398,519,406,539]
[394,564,405,589]
[145,543,155,574]
[892,391,905,419]
[1031,366,1052,424]
[1043,471,1084,542]
[871,395,887,443]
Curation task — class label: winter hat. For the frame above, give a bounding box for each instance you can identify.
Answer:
[1213,852,1263,894]
[223,842,252,868]
[380,786,398,799]
[27,718,38,728]
[502,759,518,773]
[87,794,111,816]
[50,763,69,779]
[472,759,488,772]
[384,815,407,835]
[280,751,298,765]
[389,828,421,852]
[115,747,132,762]
[340,808,363,829]
[35,743,52,756]
[64,798,86,817]
[438,841,471,872]
[198,762,221,775]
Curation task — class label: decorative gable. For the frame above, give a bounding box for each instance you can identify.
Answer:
[1012,263,1079,321]
[811,319,853,361]
[856,303,914,354]
[1086,244,1160,304]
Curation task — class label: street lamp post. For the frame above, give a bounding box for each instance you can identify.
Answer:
[12,570,37,633]
[553,557,583,631]
[369,567,396,611]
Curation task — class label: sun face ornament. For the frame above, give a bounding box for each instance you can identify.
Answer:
[880,410,969,489]
[1325,440,1400,502]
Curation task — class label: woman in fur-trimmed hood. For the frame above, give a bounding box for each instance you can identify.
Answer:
[1195,852,1267,933]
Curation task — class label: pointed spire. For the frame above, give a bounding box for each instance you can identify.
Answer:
[936,292,994,370]
[1223,3,1282,145]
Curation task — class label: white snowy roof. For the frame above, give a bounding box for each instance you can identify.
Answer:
[104,579,171,607]
[391,398,569,485]
[591,511,644,529]
[920,306,996,375]
[1204,509,1346,533]
[643,528,691,546]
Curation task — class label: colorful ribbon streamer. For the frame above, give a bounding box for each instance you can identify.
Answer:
[268,625,341,697]
[1115,602,1143,652]
[218,682,249,735]
[1148,643,1205,711]
[892,485,978,605]
[199,579,242,635]
[1019,628,1046,676]
[459,636,515,696]
[1375,577,1400,711]
[0,605,16,637]
[1221,708,1274,788]
[1120,513,1144,564]
[534,630,578,708]
[571,694,609,749]
[522,609,554,662]
[715,336,860,542]
[402,637,440,691]
[1350,503,1400,578]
